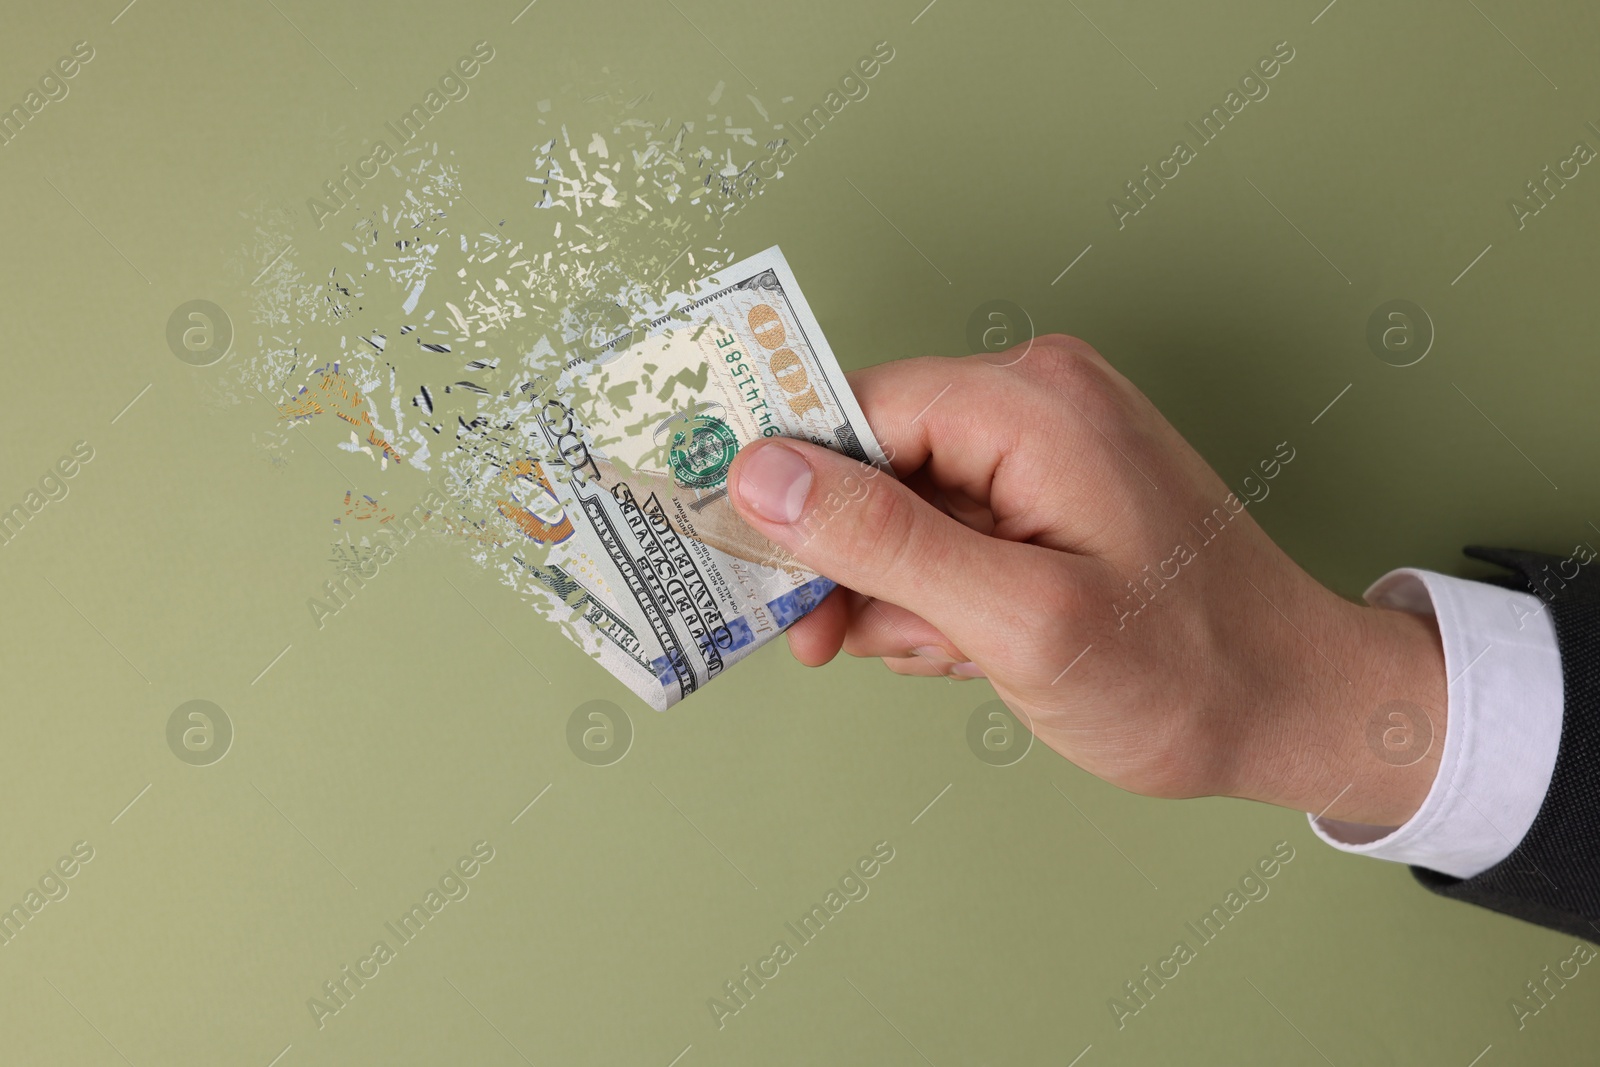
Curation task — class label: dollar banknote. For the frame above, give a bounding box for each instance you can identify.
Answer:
[518,246,889,710]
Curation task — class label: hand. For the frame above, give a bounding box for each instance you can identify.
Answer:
[726,336,1447,827]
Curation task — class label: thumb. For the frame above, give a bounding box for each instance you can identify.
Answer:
[727,437,1047,658]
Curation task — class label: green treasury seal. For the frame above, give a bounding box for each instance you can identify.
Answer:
[669,413,740,490]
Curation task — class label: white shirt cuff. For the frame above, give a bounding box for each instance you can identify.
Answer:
[1307,568,1564,879]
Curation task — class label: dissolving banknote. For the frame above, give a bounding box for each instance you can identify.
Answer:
[520,246,888,710]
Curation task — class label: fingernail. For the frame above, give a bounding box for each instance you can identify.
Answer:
[912,645,955,662]
[735,442,812,524]
[949,661,985,679]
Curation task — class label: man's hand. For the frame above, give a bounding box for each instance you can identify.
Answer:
[726,335,1447,828]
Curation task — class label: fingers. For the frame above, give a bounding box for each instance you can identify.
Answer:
[903,466,996,535]
[883,654,986,679]
[842,599,963,662]
[728,435,1071,668]
[883,656,955,678]
[784,586,852,666]
[783,588,977,680]
[786,590,976,677]
[841,344,1174,559]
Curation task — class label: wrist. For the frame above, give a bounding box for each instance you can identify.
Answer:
[1222,590,1448,826]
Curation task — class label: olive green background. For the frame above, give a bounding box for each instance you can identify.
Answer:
[3,0,1599,1063]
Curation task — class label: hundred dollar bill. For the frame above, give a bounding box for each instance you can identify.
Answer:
[518,246,888,710]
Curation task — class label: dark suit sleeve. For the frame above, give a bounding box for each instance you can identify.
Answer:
[1409,546,1600,940]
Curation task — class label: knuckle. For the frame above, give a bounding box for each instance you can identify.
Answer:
[1019,338,1144,465]
[969,333,1121,420]
[1029,335,1114,398]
